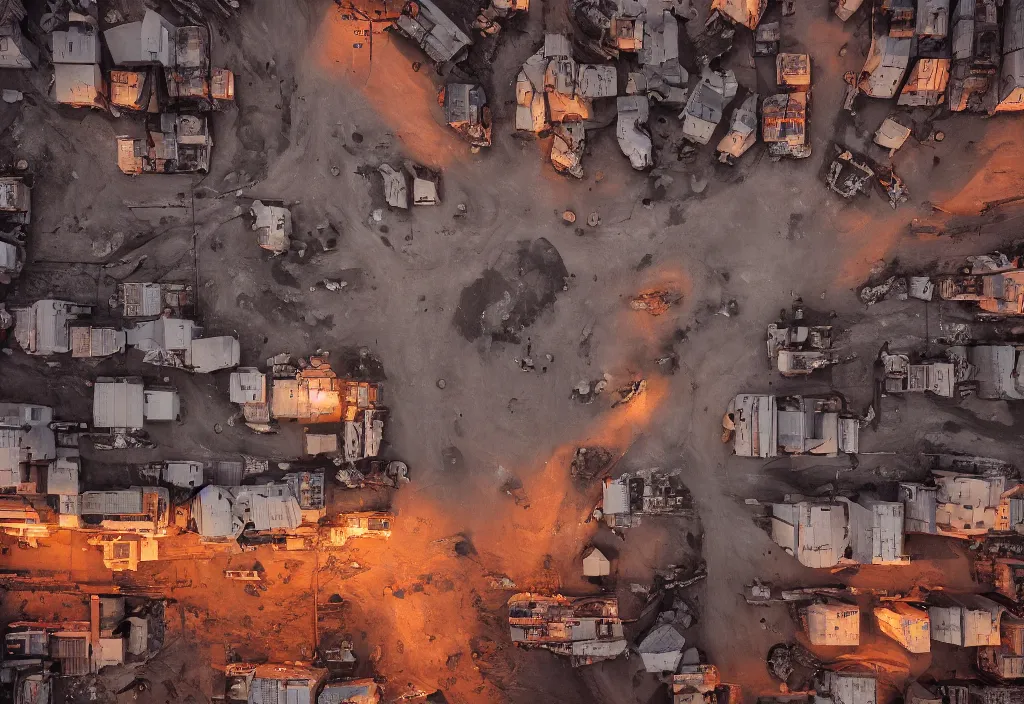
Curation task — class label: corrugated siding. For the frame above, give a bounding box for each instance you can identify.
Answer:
[82,489,143,515]
[94,380,144,429]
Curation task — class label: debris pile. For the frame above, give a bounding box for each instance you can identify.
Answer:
[515,34,618,176]
[764,53,812,159]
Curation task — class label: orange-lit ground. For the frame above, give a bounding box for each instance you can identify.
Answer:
[5,0,1024,701]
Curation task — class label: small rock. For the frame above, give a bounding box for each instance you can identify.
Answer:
[437,378,447,389]
[690,174,708,193]
[594,170,605,182]
[934,130,945,142]
[330,166,340,177]
[213,423,223,434]
[371,209,383,222]
[587,212,601,227]
[838,44,848,57]
[682,647,700,665]
[71,171,79,180]
[2,90,23,103]
[457,203,467,213]
[562,210,576,224]
[412,62,422,72]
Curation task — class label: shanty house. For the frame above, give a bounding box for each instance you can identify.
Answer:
[817,672,877,704]
[318,679,381,704]
[104,10,174,66]
[769,501,847,568]
[583,546,611,576]
[0,176,30,223]
[679,68,737,144]
[224,663,328,704]
[954,345,1024,399]
[847,499,908,564]
[900,471,1006,537]
[729,394,858,458]
[250,201,292,254]
[12,300,94,355]
[394,0,471,64]
[638,624,686,672]
[938,267,1024,316]
[507,593,627,666]
[804,603,860,646]
[0,22,38,69]
[875,602,931,653]
[768,498,905,568]
[54,63,107,107]
[52,21,105,109]
[93,377,179,429]
[979,621,1024,679]
[118,282,194,318]
[323,512,393,547]
[995,0,1024,112]
[270,357,381,425]
[930,594,1004,647]
[76,486,171,536]
[117,113,212,175]
[0,403,55,490]
[189,484,302,542]
[441,82,491,147]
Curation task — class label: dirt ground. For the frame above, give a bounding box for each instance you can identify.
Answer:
[4,0,1024,701]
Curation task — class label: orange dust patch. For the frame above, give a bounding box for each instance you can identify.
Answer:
[802,18,852,79]
[834,210,905,287]
[467,377,671,577]
[308,7,462,166]
[938,120,1024,215]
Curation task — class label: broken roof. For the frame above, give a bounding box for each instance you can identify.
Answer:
[616,96,652,170]
[680,68,737,144]
[930,594,1004,646]
[442,83,491,147]
[104,10,175,66]
[395,0,472,64]
[13,299,92,355]
[192,483,303,540]
[898,58,950,106]
[710,0,767,29]
[638,624,686,672]
[875,603,931,653]
[251,201,292,254]
[716,92,758,163]
[858,32,911,98]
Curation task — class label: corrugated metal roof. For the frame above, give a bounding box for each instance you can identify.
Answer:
[94,378,145,429]
[82,488,143,515]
